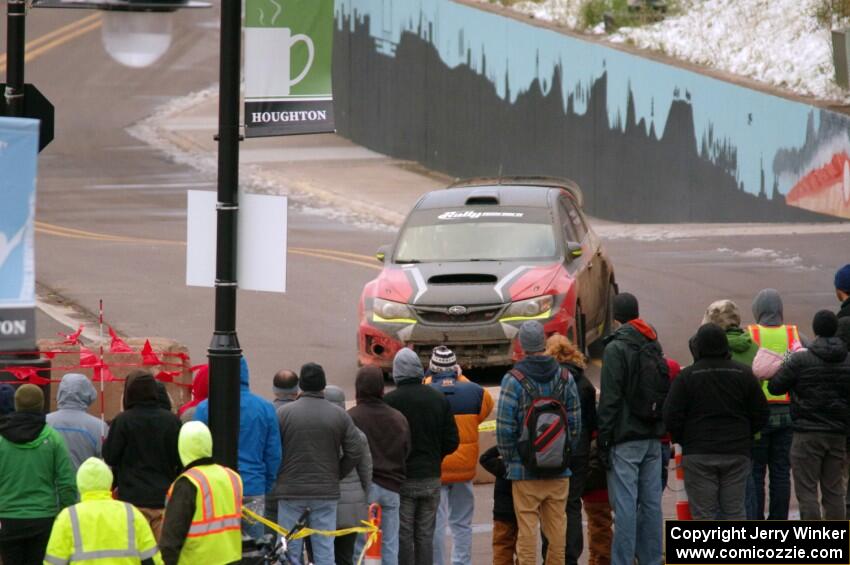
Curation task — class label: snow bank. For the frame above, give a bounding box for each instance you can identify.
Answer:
[497,0,850,104]
[612,0,849,103]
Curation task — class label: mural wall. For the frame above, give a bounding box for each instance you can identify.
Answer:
[332,0,850,222]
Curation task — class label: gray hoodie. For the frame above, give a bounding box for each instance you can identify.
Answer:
[752,288,784,327]
[326,385,372,528]
[46,373,109,471]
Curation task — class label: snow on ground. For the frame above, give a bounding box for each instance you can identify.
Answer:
[498,0,850,104]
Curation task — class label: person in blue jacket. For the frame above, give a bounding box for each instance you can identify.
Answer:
[194,356,282,539]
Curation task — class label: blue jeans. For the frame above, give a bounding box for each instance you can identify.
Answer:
[278,499,338,565]
[354,483,401,565]
[748,425,792,519]
[242,495,265,540]
[433,481,474,565]
[607,440,663,565]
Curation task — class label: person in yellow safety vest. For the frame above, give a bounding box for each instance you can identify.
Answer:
[159,421,243,565]
[745,288,800,521]
[43,457,163,565]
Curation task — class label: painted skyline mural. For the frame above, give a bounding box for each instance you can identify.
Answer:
[333,0,850,220]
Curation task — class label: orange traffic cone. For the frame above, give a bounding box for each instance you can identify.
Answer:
[363,503,383,564]
[673,444,692,520]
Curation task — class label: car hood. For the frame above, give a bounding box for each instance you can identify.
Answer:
[374,261,565,306]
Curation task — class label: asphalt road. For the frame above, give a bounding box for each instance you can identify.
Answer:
[5,6,847,563]
[9,5,850,397]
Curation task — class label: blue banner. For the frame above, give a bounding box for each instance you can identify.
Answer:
[0,117,39,309]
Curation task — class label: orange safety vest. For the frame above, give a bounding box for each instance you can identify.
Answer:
[748,324,799,404]
[167,464,243,565]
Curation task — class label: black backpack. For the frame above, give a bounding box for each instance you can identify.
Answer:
[626,338,670,423]
[510,368,572,476]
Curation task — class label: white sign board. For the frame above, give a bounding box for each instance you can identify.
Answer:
[186,191,287,293]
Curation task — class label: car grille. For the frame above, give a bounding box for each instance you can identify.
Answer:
[412,304,504,324]
[411,341,513,367]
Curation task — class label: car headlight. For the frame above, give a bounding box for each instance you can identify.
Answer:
[372,298,416,323]
[501,295,554,321]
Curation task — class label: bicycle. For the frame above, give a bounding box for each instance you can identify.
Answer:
[241,508,312,564]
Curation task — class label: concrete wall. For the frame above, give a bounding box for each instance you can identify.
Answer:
[332,0,850,222]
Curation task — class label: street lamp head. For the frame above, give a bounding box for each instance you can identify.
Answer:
[101,10,173,68]
[30,0,211,68]
[32,0,211,12]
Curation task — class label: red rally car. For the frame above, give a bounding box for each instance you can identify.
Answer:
[358,177,617,372]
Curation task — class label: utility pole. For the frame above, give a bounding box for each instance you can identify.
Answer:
[5,0,26,117]
[208,0,242,468]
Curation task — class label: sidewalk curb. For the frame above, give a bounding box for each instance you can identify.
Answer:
[127,86,410,229]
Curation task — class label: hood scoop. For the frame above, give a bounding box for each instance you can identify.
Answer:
[428,273,498,285]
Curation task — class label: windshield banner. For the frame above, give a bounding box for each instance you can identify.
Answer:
[244,0,334,137]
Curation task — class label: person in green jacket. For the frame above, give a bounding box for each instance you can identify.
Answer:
[702,300,759,365]
[0,384,77,564]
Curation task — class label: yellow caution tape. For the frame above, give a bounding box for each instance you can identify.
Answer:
[241,507,380,565]
[478,420,496,432]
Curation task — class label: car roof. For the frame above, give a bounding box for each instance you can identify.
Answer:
[414,176,583,210]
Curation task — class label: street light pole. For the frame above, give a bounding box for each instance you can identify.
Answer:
[207,0,242,468]
[5,0,27,117]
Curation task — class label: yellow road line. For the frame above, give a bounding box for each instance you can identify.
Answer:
[290,247,377,262]
[35,221,383,271]
[0,14,102,73]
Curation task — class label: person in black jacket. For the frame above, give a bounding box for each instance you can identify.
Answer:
[664,323,768,520]
[384,348,459,565]
[544,334,597,565]
[768,310,850,520]
[835,264,850,319]
[479,446,516,565]
[103,370,182,539]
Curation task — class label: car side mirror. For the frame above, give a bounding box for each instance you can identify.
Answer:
[376,245,390,263]
[566,242,583,260]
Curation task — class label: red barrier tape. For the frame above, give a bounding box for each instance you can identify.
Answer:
[1,326,193,388]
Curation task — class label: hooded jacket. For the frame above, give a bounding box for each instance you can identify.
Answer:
[45,458,162,565]
[837,297,850,320]
[47,373,109,471]
[768,337,850,434]
[276,391,365,500]
[347,371,411,493]
[0,383,15,416]
[0,411,77,519]
[160,422,241,565]
[103,373,182,508]
[194,358,281,496]
[496,354,581,480]
[726,328,759,366]
[598,320,666,446]
[178,365,208,422]
[425,370,494,484]
[326,386,373,529]
[664,325,768,456]
[385,374,459,481]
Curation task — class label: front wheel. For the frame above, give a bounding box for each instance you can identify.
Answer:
[588,283,616,358]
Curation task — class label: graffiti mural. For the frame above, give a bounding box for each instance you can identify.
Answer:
[332,0,850,222]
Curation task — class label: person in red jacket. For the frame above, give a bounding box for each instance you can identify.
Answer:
[425,346,494,565]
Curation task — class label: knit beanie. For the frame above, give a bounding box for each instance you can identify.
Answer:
[813,310,839,338]
[613,293,640,323]
[15,384,44,413]
[429,346,457,374]
[299,363,326,392]
[836,264,850,292]
[702,300,741,331]
[519,321,546,354]
[694,323,730,359]
[355,365,385,401]
[392,348,424,384]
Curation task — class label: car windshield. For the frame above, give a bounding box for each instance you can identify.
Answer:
[394,208,558,263]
